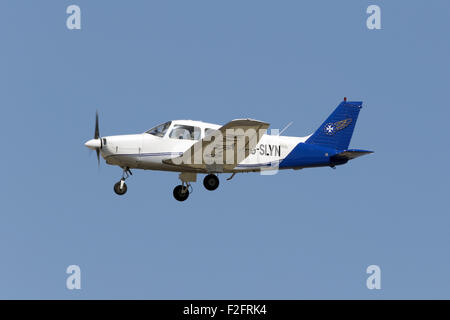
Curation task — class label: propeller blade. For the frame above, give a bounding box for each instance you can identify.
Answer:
[95,111,100,140]
[93,111,102,167]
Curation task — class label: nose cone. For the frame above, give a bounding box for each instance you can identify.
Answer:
[84,138,101,150]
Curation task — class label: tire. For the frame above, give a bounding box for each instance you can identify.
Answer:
[203,174,219,191]
[114,181,127,195]
[173,185,189,201]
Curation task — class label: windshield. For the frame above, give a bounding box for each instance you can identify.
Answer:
[146,121,171,137]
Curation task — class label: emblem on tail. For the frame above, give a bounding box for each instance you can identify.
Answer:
[323,118,352,135]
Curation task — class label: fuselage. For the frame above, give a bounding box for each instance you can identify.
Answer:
[84,100,372,201]
[97,119,341,173]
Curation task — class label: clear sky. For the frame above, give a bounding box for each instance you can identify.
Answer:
[1,0,449,299]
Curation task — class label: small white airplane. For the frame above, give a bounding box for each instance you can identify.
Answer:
[84,98,373,201]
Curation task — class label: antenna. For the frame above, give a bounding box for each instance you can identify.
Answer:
[279,121,293,135]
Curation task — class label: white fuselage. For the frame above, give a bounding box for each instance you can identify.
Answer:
[99,120,308,173]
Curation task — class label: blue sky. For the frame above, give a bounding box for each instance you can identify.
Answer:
[1,0,449,299]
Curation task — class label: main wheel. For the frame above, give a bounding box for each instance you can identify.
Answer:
[173,185,189,201]
[203,174,219,191]
[114,180,127,195]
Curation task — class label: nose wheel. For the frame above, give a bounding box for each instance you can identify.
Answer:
[114,179,128,195]
[113,167,132,196]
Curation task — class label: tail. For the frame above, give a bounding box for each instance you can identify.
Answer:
[306,98,362,150]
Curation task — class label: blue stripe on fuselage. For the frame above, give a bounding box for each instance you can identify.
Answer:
[279,143,338,169]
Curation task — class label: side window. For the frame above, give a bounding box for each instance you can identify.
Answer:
[169,125,201,140]
[205,128,218,137]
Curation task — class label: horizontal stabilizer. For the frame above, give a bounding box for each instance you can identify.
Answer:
[332,149,374,160]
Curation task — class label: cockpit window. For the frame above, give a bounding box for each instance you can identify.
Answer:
[169,125,201,140]
[146,121,171,137]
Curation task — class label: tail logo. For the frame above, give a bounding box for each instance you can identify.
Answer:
[323,118,352,135]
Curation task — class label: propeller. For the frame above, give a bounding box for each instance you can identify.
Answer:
[85,111,103,167]
[95,111,101,165]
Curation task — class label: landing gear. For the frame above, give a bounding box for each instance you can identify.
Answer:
[203,174,219,191]
[114,167,132,196]
[173,185,189,201]
[173,172,196,201]
[114,180,127,195]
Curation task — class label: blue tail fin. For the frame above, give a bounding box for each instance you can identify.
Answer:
[306,99,362,150]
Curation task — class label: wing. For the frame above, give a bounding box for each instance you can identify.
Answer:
[163,119,270,172]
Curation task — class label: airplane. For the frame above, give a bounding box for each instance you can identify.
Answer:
[84,98,373,201]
